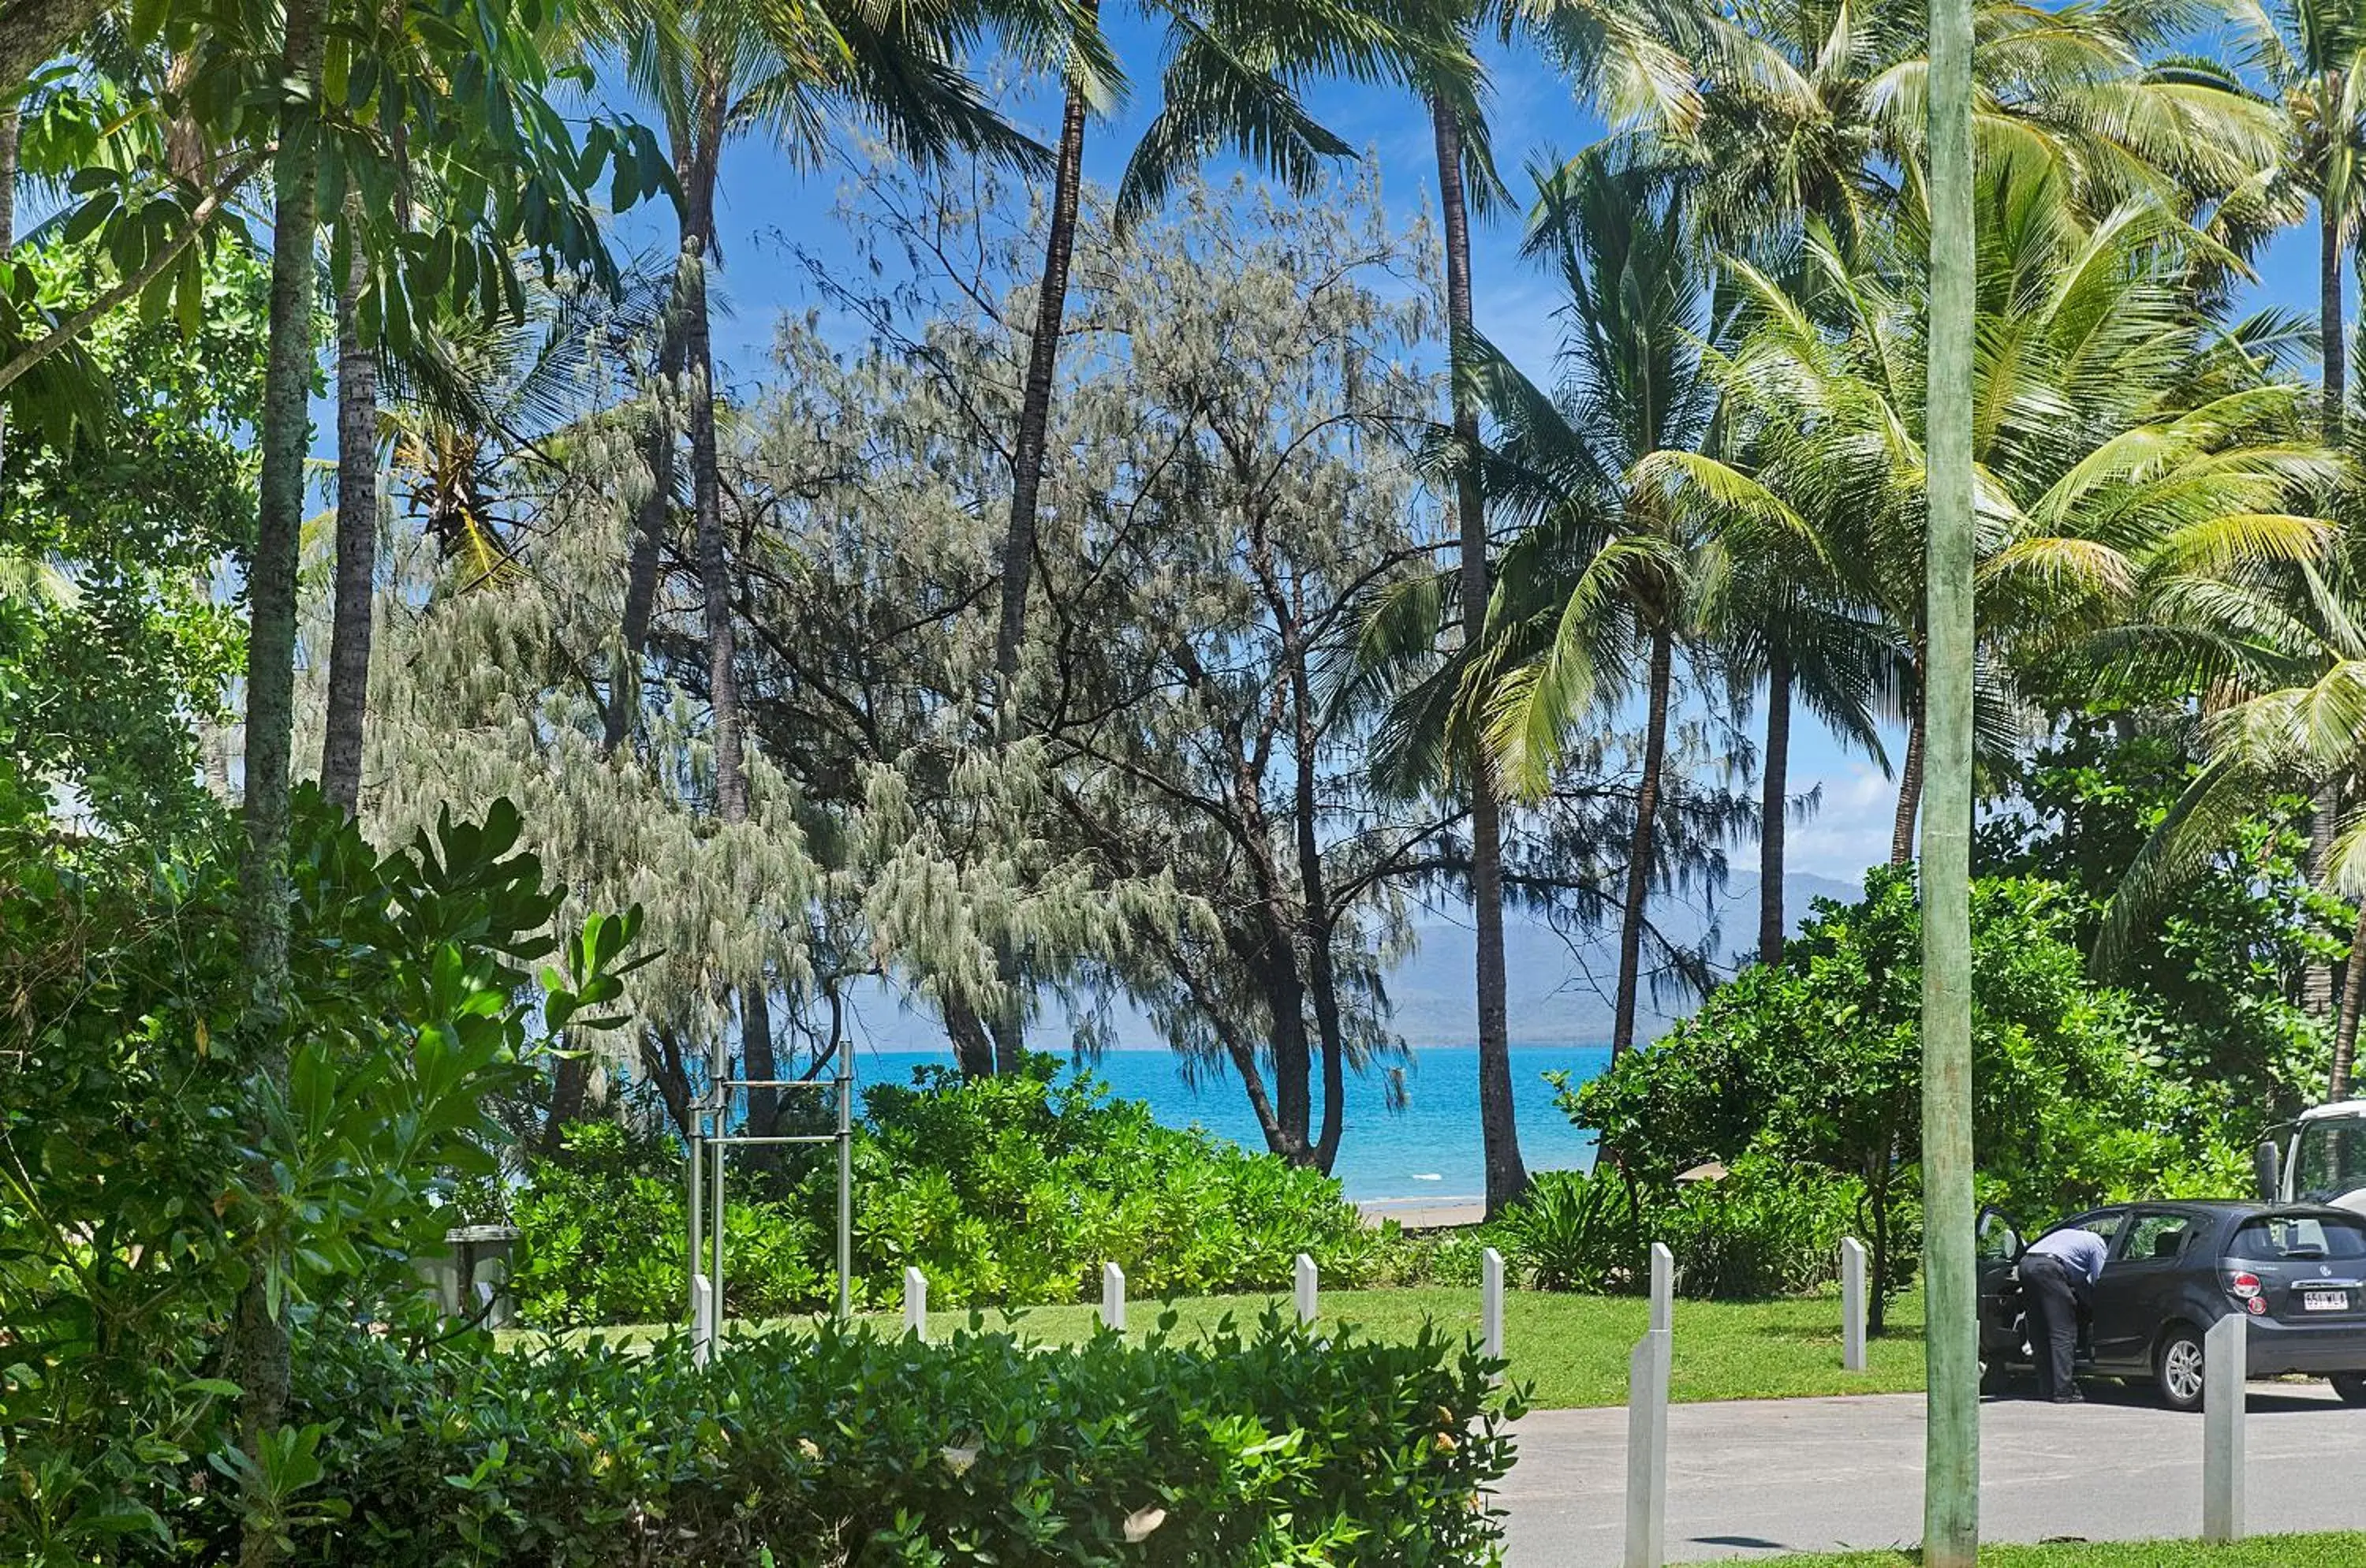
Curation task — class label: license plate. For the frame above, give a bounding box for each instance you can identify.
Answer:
[2303,1290,2351,1312]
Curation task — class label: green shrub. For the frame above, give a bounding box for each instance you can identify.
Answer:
[1489,1170,1638,1292]
[1649,1155,1909,1300]
[506,1059,1397,1324]
[248,1316,1518,1566]
[1567,868,2247,1321]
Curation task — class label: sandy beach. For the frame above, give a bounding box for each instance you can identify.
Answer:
[1356,1196,1486,1230]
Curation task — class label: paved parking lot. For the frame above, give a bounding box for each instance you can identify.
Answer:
[1498,1382,2366,1562]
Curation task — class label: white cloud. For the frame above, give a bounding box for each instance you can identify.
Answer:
[1783,763,1900,881]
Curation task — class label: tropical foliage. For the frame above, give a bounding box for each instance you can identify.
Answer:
[20,0,2366,1551]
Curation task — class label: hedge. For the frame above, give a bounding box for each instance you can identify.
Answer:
[235,1312,1520,1566]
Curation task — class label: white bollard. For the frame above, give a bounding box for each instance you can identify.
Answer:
[1841,1238,1868,1372]
[1295,1253,1318,1324]
[1649,1242,1674,1335]
[1102,1262,1126,1332]
[903,1266,928,1341]
[691,1274,714,1365]
[2204,1314,2247,1543]
[1482,1247,1506,1361]
[1623,1327,1672,1568]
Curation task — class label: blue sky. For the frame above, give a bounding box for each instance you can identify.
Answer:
[588,24,2338,887]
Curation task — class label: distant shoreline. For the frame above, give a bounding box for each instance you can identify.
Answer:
[853,1040,1614,1056]
[1356,1196,1487,1230]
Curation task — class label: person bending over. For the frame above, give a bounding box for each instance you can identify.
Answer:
[2020,1226,2106,1403]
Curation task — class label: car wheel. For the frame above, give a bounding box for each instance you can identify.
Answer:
[2154,1325,2207,1413]
[2330,1372,2366,1406]
[1980,1358,2013,1395]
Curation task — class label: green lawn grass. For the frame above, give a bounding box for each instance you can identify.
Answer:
[498,1284,1928,1409]
[1756,1536,2366,1566]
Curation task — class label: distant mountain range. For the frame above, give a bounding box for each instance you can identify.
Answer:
[1386,871,1863,1047]
[837,871,1864,1055]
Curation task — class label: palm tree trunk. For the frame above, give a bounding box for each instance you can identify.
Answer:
[993,30,1095,731]
[2310,793,2340,1016]
[603,314,685,756]
[1434,92,1526,1214]
[234,0,324,1559]
[2334,909,2366,1101]
[1613,623,1675,1062]
[1760,635,1793,965]
[320,201,377,814]
[679,107,776,1136]
[1890,703,1924,867]
[2323,81,2347,461]
[2315,164,2347,1019]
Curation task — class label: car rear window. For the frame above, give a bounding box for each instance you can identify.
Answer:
[2229,1215,2366,1261]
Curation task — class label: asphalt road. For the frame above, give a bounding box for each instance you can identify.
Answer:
[1498,1381,2366,1562]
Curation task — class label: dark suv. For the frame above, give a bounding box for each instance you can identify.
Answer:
[1978,1200,2366,1410]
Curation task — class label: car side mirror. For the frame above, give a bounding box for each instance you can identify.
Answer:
[1975,1205,2021,1262]
[2255,1141,2282,1204]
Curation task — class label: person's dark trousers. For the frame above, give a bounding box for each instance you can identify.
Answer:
[2021,1253,2081,1399]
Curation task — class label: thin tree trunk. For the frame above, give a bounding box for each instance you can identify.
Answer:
[993,28,1095,730]
[2315,168,2347,1019]
[678,108,775,1135]
[1611,623,1675,1062]
[1890,704,1925,867]
[2309,791,2339,1016]
[2334,909,2366,1101]
[1435,92,1527,1215]
[1760,635,1792,966]
[320,198,377,813]
[2323,87,2347,462]
[603,315,685,756]
[1,104,16,474]
[1290,626,1349,1175]
[234,0,324,1559]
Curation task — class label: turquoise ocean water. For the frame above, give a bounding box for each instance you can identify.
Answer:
[846,1044,1610,1204]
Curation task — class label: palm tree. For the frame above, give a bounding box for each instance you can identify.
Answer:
[1696,515,1893,964]
[1472,152,1725,1066]
[2098,553,2366,1095]
[1663,0,2280,259]
[2178,0,2366,1012]
[1411,0,1701,1215]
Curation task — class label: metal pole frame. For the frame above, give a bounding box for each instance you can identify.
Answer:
[685,1055,859,1339]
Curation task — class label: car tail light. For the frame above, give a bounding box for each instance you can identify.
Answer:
[2225,1270,2263,1300]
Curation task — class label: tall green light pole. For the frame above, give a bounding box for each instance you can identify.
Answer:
[1923,0,1980,1555]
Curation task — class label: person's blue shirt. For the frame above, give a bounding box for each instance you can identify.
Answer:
[2026,1226,2109,1286]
